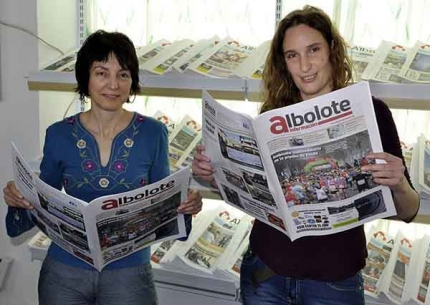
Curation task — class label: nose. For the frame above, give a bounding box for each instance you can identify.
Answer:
[108,76,119,89]
[299,55,311,72]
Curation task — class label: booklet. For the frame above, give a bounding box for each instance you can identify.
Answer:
[202,81,397,241]
[12,143,190,271]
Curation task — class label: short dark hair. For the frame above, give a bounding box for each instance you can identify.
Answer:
[75,30,140,101]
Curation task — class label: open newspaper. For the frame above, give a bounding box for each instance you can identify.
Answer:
[202,82,397,241]
[12,143,190,271]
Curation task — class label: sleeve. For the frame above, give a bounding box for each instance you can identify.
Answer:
[374,98,419,222]
[5,207,35,237]
[148,123,192,240]
[39,125,63,190]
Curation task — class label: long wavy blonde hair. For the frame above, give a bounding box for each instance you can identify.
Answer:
[260,6,352,113]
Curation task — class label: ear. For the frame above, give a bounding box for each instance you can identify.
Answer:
[330,40,335,49]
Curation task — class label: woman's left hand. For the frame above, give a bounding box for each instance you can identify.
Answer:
[177,189,203,215]
[361,152,406,190]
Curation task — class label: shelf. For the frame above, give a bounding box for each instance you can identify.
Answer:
[28,71,430,109]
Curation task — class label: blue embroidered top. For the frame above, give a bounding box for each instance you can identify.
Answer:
[6,112,188,270]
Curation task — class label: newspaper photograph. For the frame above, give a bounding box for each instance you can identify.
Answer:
[361,41,409,83]
[202,81,397,241]
[188,39,256,78]
[168,115,201,169]
[11,143,190,271]
[399,41,430,83]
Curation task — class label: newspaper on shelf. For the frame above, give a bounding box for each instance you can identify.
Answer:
[168,115,202,169]
[140,39,194,75]
[362,228,394,298]
[347,45,376,82]
[410,134,430,205]
[136,39,171,69]
[172,36,221,73]
[401,235,430,305]
[153,110,176,136]
[41,51,78,72]
[234,40,271,80]
[377,232,414,304]
[186,39,256,78]
[361,41,409,83]
[398,41,430,83]
[12,143,190,271]
[202,81,397,241]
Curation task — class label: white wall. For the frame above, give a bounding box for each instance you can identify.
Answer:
[0,1,77,304]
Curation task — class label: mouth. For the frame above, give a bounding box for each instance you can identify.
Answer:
[301,73,317,82]
[102,94,120,99]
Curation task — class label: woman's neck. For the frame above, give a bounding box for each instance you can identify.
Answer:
[81,108,133,139]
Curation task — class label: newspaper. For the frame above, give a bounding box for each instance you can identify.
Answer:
[136,39,171,69]
[361,41,409,83]
[234,40,271,79]
[202,81,397,241]
[186,39,256,78]
[12,143,190,271]
[168,115,202,169]
[410,135,430,205]
[347,45,376,82]
[42,51,78,72]
[399,41,430,83]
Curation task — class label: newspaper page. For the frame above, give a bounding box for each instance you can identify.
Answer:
[153,110,176,136]
[202,91,288,236]
[361,41,409,83]
[136,39,171,69]
[12,143,190,271]
[347,45,376,82]
[187,39,256,78]
[203,81,397,241]
[399,41,430,83]
[168,115,202,169]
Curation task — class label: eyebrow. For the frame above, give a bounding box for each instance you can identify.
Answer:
[92,65,130,72]
[283,42,323,55]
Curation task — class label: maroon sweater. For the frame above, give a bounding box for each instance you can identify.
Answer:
[250,98,415,281]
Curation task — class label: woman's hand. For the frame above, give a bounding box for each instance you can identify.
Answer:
[192,145,217,187]
[3,181,33,209]
[177,189,203,215]
[361,152,405,190]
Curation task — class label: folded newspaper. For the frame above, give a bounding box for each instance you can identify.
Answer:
[11,143,190,271]
[202,82,397,241]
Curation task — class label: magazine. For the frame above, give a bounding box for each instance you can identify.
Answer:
[399,41,430,83]
[12,143,190,271]
[361,41,409,83]
[202,81,397,241]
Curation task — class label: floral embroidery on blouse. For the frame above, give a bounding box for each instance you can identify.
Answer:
[99,178,109,188]
[63,113,148,191]
[77,139,86,149]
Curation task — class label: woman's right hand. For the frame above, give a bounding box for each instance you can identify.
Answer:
[192,145,217,188]
[3,181,33,209]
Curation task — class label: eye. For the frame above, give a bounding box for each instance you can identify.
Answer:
[96,71,106,77]
[285,52,297,59]
[309,46,320,53]
[120,72,130,79]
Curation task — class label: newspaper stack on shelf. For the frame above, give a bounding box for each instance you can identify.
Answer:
[234,40,271,79]
[28,231,51,261]
[140,39,194,75]
[361,41,409,83]
[168,115,202,169]
[377,232,414,304]
[153,110,176,136]
[347,45,376,82]
[172,36,220,73]
[41,51,78,72]
[202,81,397,241]
[185,39,256,78]
[399,41,430,83]
[136,39,171,69]
[410,134,430,204]
[12,143,191,271]
[401,235,430,305]
[362,228,394,298]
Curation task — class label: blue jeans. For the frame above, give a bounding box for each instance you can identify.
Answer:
[38,257,157,305]
[240,249,364,305]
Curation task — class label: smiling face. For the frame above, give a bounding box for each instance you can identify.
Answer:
[88,53,132,112]
[283,24,333,101]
